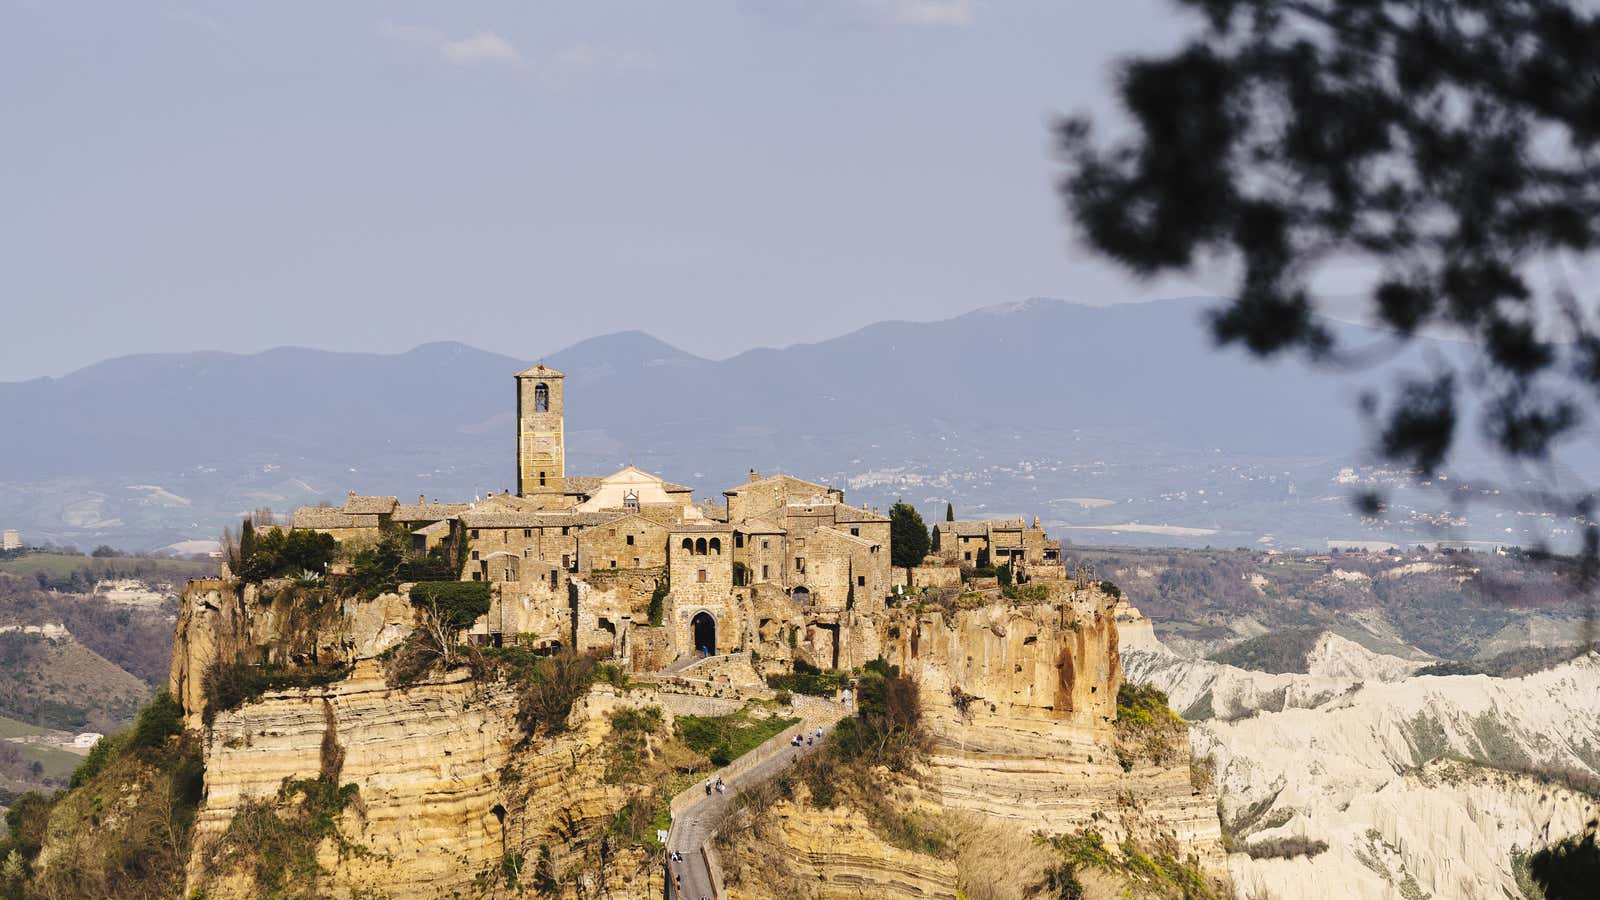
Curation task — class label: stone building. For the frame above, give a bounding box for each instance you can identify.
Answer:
[932,517,1061,570]
[1,529,19,551]
[288,364,1059,673]
[516,364,566,507]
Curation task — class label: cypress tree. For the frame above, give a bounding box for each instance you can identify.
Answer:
[238,517,256,567]
[890,501,930,569]
[945,502,954,522]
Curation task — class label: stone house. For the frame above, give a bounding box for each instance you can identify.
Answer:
[933,517,1060,570]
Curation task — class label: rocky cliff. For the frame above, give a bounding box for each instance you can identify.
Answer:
[18,576,1237,899]
[716,585,1229,898]
[1126,626,1600,899]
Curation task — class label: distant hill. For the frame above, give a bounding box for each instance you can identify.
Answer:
[0,297,1532,551]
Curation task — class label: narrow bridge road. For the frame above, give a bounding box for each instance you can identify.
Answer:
[665,701,846,899]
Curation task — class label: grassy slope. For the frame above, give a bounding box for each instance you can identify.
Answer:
[1209,628,1325,674]
[0,553,212,583]
[0,633,152,732]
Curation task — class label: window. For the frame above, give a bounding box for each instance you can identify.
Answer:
[472,572,482,581]
[561,526,570,536]
[539,471,547,487]
[850,527,860,536]
[709,537,721,555]
[471,550,480,560]
[504,570,512,583]
[550,571,558,589]
[857,576,866,587]
[610,559,617,568]
[524,548,531,558]
[762,539,770,550]
[761,564,769,579]
[964,552,972,561]
[533,382,549,412]
[503,531,508,543]
[795,557,805,573]
[561,554,570,569]
[471,529,480,539]
[697,569,707,583]
[735,533,745,548]
[626,534,634,546]
[524,528,532,538]
[633,557,640,567]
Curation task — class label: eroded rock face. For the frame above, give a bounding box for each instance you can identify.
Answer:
[188,662,665,899]
[171,580,417,728]
[888,588,1120,727]
[720,797,959,900]
[1128,612,1600,899]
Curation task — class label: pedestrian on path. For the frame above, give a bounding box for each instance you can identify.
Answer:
[705,778,712,795]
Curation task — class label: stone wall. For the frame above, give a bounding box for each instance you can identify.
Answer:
[578,514,669,572]
[909,565,961,589]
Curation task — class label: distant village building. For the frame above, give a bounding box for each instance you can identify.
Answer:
[292,365,1058,671]
[932,517,1059,567]
[2,529,20,551]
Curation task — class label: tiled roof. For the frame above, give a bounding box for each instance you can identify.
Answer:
[735,517,786,534]
[515,363,565,378]
[392,503,470,522]
[462,509,621,529]
[412,520,452,536]
[689,503,729,522]
[669,521,734,533]
[936,519,1025,537]
[562,477,604,495]
[663,482,694,493]
[342,495,398,515]
[723,473,830,496]
[831,504,888,523]
[293,507,364,529]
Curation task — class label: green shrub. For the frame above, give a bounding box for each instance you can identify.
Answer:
[648,578,667,626]
[1115,682,1186,765]
[515,651,599,737]
[1098,580,1122,599]
[202,661,351,725]
[676,709,800,765]
[127,688,183,752]
[1003,582,1049,602]
[409,580,491,627]
[237,527,337,582]
[766,667,847,696]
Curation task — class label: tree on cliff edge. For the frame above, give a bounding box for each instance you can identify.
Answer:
[1058,0,1600,591]
[890,501,930,569]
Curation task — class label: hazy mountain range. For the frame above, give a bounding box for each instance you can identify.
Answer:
[0,297,1544,552]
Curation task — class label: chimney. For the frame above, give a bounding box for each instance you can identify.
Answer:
[748,469,760,483]
[419,494,426,504]
[1033,515,1040,528]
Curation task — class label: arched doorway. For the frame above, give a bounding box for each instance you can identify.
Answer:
[791,586,811,605]
[691,611,716,657]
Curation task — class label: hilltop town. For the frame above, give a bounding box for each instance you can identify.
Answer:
[289,364,1062,676]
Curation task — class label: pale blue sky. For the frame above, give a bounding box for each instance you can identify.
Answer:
[0,1,1210,381]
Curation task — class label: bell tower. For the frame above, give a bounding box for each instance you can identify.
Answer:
[516,364,565,503]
